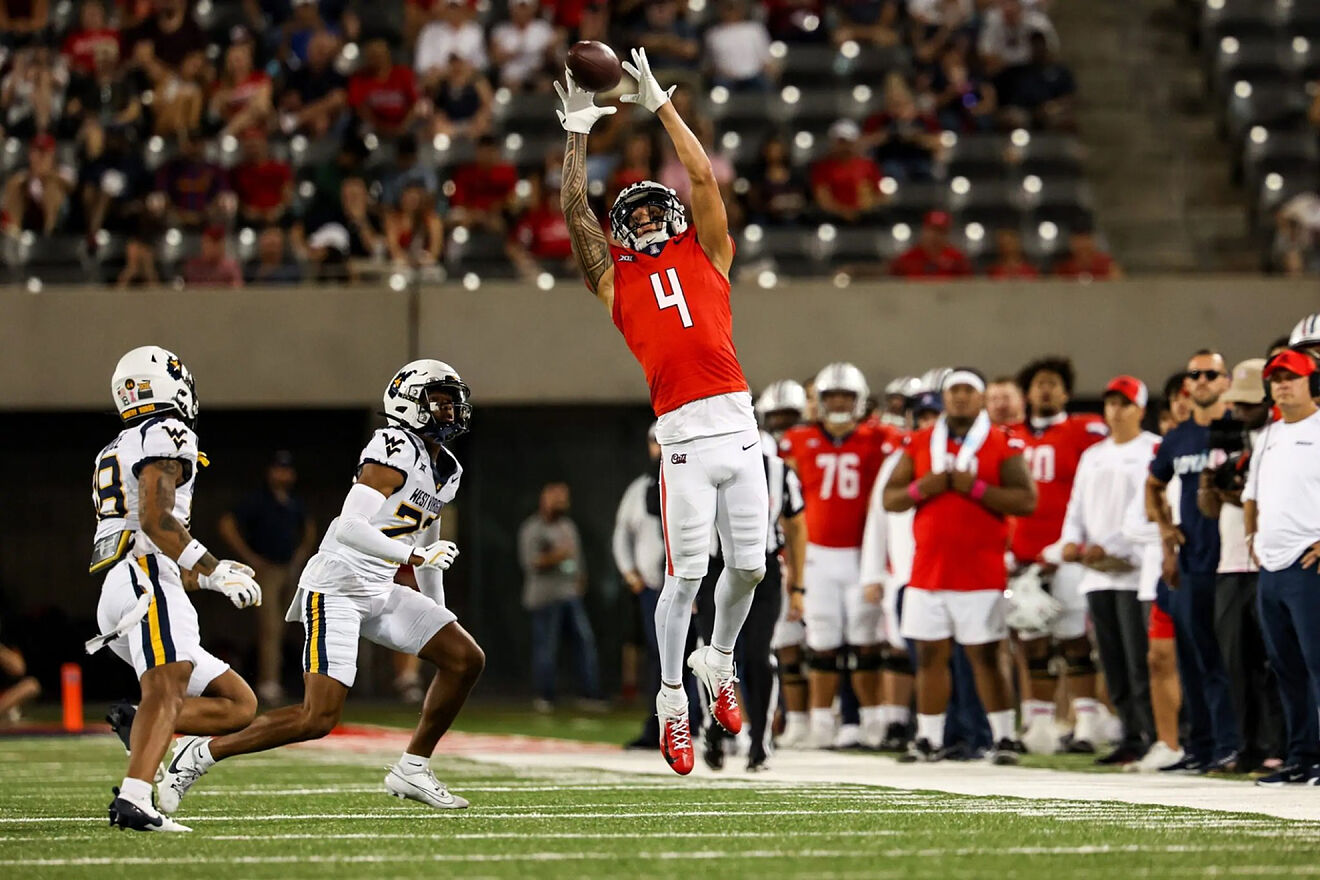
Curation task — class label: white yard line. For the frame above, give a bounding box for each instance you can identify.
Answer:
[472,749,1320,822]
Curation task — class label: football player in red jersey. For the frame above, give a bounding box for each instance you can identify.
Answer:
[1006,357,1109,753]
[883,368,1037,764]
[556,49,767,775]
[780,363,902,749]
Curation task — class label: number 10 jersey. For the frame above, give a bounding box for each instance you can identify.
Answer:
[610,231,751,429]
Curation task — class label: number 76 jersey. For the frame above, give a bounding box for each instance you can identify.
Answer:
[610,231,750,419]
[780,422,900,549]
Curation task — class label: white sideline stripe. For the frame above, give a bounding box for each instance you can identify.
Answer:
[0,808,882,825]
[0,844,1298,867]
[0,830,909,843]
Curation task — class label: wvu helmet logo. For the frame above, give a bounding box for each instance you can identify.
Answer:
[163,427,189,450]
[388,370,416,399]
[165,357,186,381]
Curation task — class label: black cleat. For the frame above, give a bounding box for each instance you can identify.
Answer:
[1159,754,1210,775]
[1206,750,1242,775]
[107,787,191,833]
[746,749,769,772]
[106,701,137,754]
[1096,745,1144,766]
[702,724,726,771]
[989,738,1027,765]
[879,722,911,752]
[899,738,946,763]
[1255,763,1317,786]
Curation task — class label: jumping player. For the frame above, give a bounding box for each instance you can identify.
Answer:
[557,48,768,775]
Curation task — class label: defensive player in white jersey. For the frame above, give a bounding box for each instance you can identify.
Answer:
[90,346,263,833]
[158,360,486,813]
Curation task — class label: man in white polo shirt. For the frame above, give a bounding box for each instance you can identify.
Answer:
[1243,348,1320,786]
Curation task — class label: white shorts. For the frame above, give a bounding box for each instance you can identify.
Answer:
[289,585,456,688]
[882,578,905,647]
[659,426,769,580]
[901,588,1007,645]
[1047,562,1088,640]
[96,554,230,696]
[771,562,805,650]
[803,544,884,651]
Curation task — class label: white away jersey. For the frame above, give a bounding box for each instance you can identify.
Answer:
[90,415,199,572]
[310,427,463,589]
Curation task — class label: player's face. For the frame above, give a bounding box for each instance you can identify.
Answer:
[630,204,665,238]
[765,409,800,436]
[986,382,1024,425]
[914,409,940,430]
[1232,401,1269,429]
[820,391,857,421]
[1187,354,1230,407]
[1027,370,1067,416]
[885,393,907,416]
[943,384,983,419]
[425,388,457,426]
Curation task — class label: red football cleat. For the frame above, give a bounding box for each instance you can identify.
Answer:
[659,711,694,775]
[688,647,742,735]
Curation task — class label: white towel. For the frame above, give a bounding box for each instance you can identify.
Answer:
[84,591,152,655]
[930,410,991,474]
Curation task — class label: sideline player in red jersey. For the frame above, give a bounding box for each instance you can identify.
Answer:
[1006,357,1110,754]
[883,368,1037,764]
[780,363,902,749]
[556,48,767,775]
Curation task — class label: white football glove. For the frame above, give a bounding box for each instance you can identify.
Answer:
[554,70,617,134]
[620,48,675,114]
[199,560,262,609]
[415,540,460,572]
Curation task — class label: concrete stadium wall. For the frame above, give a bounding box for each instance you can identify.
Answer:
[2,278,1316,409]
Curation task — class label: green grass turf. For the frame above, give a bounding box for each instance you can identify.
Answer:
[1,736,1317,880]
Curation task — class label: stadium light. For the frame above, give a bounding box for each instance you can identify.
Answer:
[462,273,481,291]
[744,224,764,244]
[165,228,182,247]
[443,179,457,197]
[757,270,778,288]
[505,133,524,152]
[852,84,872,103]
[966,223,985,242]
[220,134,238,154]
[951,176,971,195]
[141,89,155,106]
[494,87,511,105]
[940,130,957,149]
[452,226,470,245]
[588,179,605,197]
[19,230,35,248]
[1234,81,1252,98]
[1219,36,1239,55]
[95,229,111,248]
[1022,174,1043,194]
[802,14,820,32]
[1249,126,1268,144]
[1294,37,1310,54]
[893,223,911,242]
[25,277,42,294]
[290,135,308,153]
[514,179,532,199]
[781,85,801,104]
[1039,221,1059,240]
[733,177,749,195]
[342,42,359,62]
[298,181,315,199]
[196,0,212,15]
[1265,173,1284,191]
[832,272,851,288]
[794,131,814,150]
[1207,0,1224,10]
[364,133,379,151]
[817,223,837,242]
[839,40,860,60]
[1010,128,1031,147]
[688,0,706,10]
[388,273,408,292]
[433,133,451,152]
[709,85,729,105]
[239,228,255,247]
[769,41,787,59]
[722,131,741,151]
[536,272,555,290]
[879,177,897,196]
[147,136,164,154]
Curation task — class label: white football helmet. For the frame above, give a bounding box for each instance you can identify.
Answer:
[884,376,922,400]
[1289,312,1320,351]
[918,366,953,394]
[610,181,688,252]
[814,362,869,424]
[111,346,198,426]
[383,359,472,443]
[755,379,808,421]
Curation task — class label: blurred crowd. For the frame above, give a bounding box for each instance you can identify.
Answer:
[0,0,1122,287]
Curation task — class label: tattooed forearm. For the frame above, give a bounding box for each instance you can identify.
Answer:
[140,459,213,572]
[561,131,612,292]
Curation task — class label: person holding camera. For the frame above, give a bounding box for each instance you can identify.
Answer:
[1243,349,1320,786]
[1146,350,1244,773]
[1197,359,1285,771]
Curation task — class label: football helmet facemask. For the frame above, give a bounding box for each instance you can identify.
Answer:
[383,359,472,443]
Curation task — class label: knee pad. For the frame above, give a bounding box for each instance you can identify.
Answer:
[1063,646,1097,678]
[854,646,884,672]
[807,649,841,673]
[881,645,914,675]
[1027,651,1056,681]
[735,566,767,588]
[776,653,806,684]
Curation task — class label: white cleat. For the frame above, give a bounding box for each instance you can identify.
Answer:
[157,735,211,815]
[1135,741,1184,773]
[384,764,470,810]
[807,718,837,750]
[859,719,886,750]
[777,719,809,750]
[1022,717,1061,755]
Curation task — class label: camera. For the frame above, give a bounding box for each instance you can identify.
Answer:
[1206,414,1250,492]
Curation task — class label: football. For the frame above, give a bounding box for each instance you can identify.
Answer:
[567,40,623,92]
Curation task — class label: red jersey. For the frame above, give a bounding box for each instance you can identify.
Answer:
[1006,414,1107,562]
[908,424,1024,591]
[890,244,973,278]
[347,66,418,130]
[610,231,748,418]
[232,159,292,211]
[451,161,518,211]
[63,28,121,74]
[780,422,900,548]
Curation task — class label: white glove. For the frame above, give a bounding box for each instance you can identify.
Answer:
[415,540,460,572]
[554,70,617,134]
[199,560,262,609]
[620,48,675,114]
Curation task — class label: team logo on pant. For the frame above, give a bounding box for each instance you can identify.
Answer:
[670,453,687,465]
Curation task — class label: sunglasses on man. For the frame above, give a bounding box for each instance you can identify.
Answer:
[1187,369,1223,381]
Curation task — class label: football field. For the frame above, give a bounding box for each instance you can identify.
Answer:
[2,719,1318,880]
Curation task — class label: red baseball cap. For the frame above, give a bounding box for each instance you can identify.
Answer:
[1263,349,1318,380]
[1104,375,1148,408]
[924,210,951,230]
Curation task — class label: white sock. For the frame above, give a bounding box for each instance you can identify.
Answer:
[859,705,884,728]
[657,684,687,714]
[119,776,154,808]
[916,713,945,748]
[399,752,429,773]
[785,710,808,730]
[1073,697,1100,716]
[195,739,216,771]
[707,645,734,675]
[810,708,834,729]
[888,705,911,727]
[1022,699,1054,722]
[988,709,1017,743]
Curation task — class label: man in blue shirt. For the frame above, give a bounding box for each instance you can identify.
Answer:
[1146,350,1244,773]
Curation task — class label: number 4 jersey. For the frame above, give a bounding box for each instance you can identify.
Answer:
[610,231,752,440]
[90,415,200,574]
[307,427,463,592]
[780,422,900,548]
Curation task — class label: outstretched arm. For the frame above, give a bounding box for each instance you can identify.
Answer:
[555,71,617,307]
[623,48,732,276]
